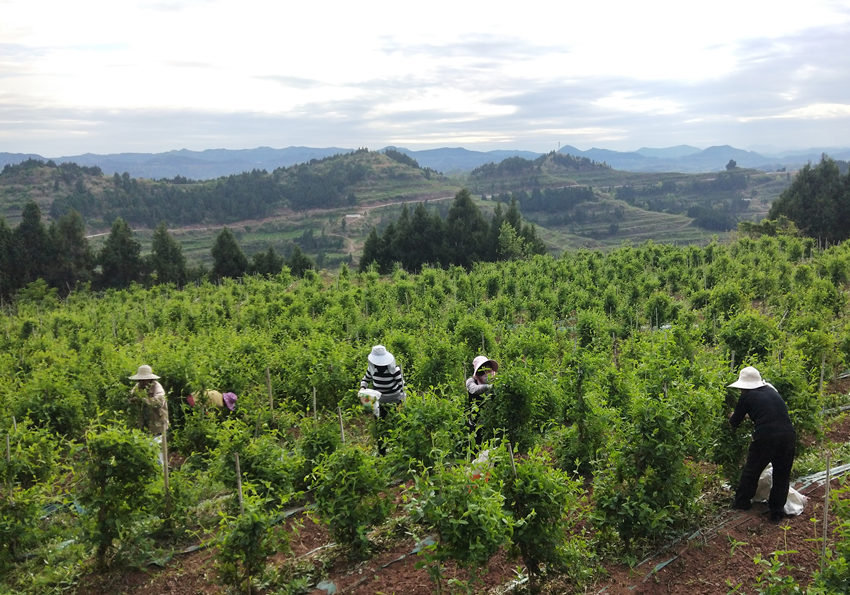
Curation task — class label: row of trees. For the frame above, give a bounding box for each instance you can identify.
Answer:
[360,190,546,273]
[0,202,314,300]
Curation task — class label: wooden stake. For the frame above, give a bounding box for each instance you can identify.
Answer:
[338,406,345,443]
[313,387,318,419]
[161,432,171,513]
[11,416,16,431]
[235,452,244,514]
[822,451,831,574]
[265,366,274,410]
[507,442,517,479]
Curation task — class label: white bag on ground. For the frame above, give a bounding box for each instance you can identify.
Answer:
[753,464,807,516]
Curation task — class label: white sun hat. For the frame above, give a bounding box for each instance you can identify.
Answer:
[472,355,498,376]
[727,366,766,389]
[129,364,160,380]
[367,345,395,366]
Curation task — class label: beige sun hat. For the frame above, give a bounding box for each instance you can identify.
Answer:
[472,355,498,376]
[728,366,766,389]
[129,364,160,380]
[367,345,395,366]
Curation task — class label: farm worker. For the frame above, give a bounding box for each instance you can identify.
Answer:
[360,345,405,455]
[129,364,170,437]
[465,356,498,445]
[728,366,796,522]
[187,389,238,412]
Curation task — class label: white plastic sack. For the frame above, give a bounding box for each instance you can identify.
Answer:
[469,449,492,480]
[358,388,381,418]
[753,464,807,516]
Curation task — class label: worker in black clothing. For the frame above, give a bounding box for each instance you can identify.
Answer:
[728,366,796,522]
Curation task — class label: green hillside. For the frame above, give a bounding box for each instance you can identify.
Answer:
[1,151,794,268]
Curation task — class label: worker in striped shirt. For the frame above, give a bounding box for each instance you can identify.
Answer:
[360,345,406,454]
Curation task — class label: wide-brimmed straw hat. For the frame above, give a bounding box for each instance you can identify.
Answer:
[472,355,498,376]
[728,366,766,389]
[367,345,395,366]
[129,364,160,380]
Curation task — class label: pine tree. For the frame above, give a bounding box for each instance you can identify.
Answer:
[0,218,13,300]
[150,222,187,286]
[445,189,488,268]
[287,245,314,277]
[360,228,381,272]
[12,201,51,288]
[250,246,284,276]
[98,218,143,289]
[211,228,248,280]
[48,209,94,292]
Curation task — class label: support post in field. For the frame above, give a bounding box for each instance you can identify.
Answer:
[338,406,345,444]
[161,431,171,513]
[265,366,274,410]
[235,452,244,514]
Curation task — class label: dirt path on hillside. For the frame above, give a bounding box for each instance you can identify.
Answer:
[85,194,457,239]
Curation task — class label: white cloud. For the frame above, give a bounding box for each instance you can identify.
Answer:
[1,0,850,154]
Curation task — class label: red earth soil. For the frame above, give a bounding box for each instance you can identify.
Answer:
[79,411,850,595]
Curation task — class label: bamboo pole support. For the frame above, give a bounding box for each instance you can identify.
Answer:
[822,452,831,573]
[338,406,345,443]
[161,431,171,512]
[235,452,244,514]
[265,366,274,410]
[507,442,517,479]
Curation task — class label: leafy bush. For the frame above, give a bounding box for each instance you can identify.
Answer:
[719,309,780,361]
[78,425,159,568]
[171,403,221,456]
[592,395,704,549]
[215,491,286,594]
[387,390,466,475]
[0,484,43,572]
[812,476,850,592]
[550,388,619,475]
[478,365,557,450]
[409,455,513,589]
[499,446,596,587]
[311,444,391,559]
[211,419,300,505]
[296,416,341,490]
[0,419,61,488]
[14,367,89,439]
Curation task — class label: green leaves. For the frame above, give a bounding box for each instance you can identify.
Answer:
[79,424,160,568]
[311,444,390,559]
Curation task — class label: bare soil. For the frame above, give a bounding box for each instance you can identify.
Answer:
[78,413,850,595]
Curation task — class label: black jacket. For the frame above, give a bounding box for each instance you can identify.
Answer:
[729,384,795,439]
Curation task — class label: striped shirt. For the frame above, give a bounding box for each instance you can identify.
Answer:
[361,364,405,402]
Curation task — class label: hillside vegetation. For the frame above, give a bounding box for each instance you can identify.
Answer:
[0,150,794,269]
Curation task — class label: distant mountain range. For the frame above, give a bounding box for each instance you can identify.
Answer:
[2,144,848,180]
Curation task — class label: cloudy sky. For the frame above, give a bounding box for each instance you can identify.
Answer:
[2,0,849,157]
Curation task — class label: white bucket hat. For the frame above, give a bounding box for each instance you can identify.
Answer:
[472,355,498,376]
[367,345,395,367]
[129,364,160,380]
[728,366,766,389]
